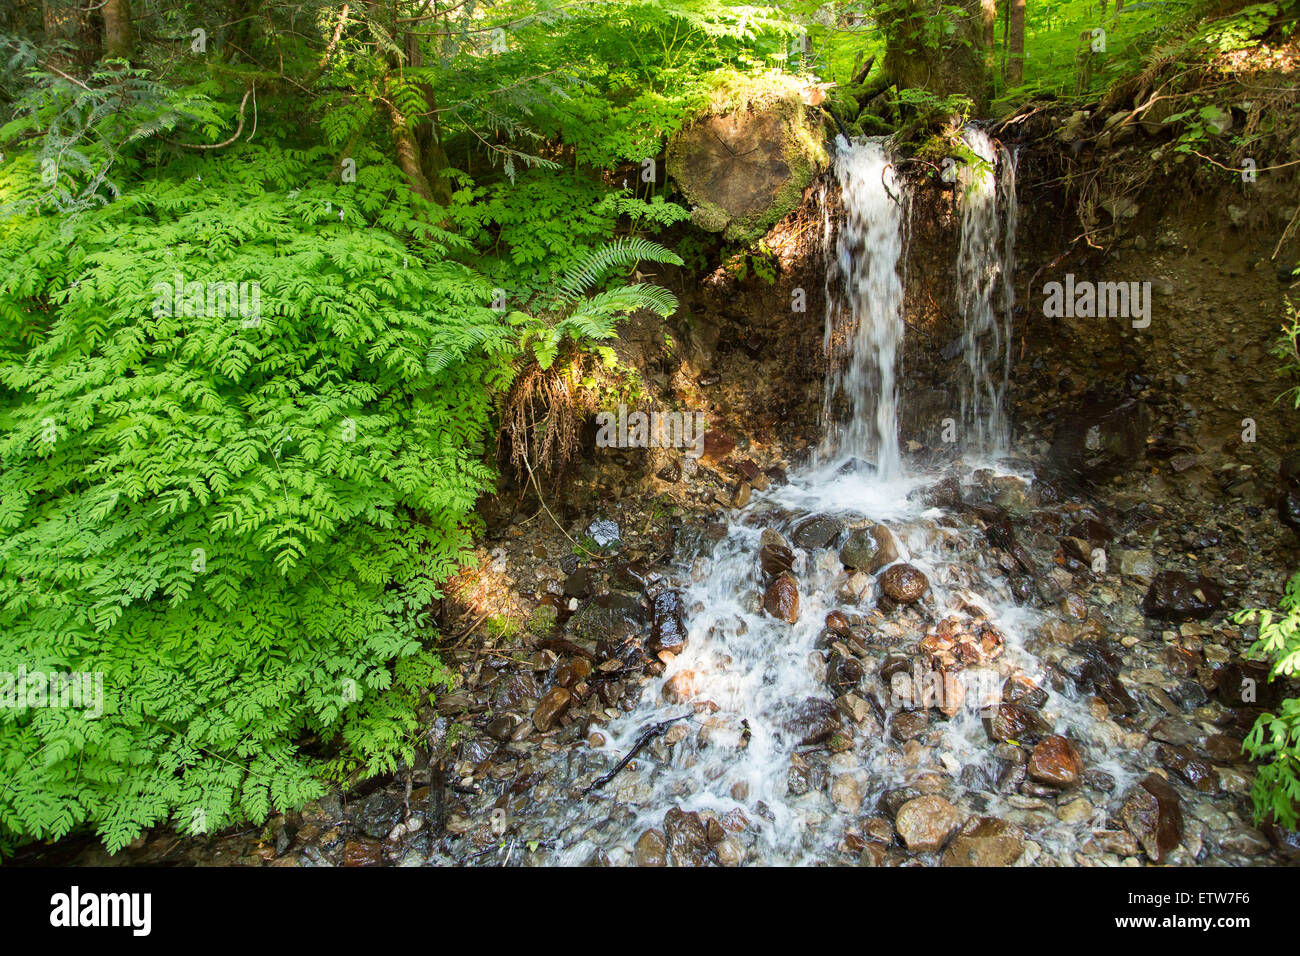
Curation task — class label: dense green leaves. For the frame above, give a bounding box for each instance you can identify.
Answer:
[0,139,495,852]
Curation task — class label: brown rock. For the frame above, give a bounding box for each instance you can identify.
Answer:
[879,563,929,604]
[1027,734,1084,789]
[1119,773,1183,863]
[983,702,1050,743]
[784,697,842,746]
[662,670,700,704]
[894,796,963,853]
[343,839,384,867]
[763,571,800,623]
[1204,734,1244,763]
[532,686,572,732]
[634,828,667,866]
[664,807,716,866]
[1156,744,1220,793]
[760,542,795,579]
[941,816,1025,866]
[825,609,852,636]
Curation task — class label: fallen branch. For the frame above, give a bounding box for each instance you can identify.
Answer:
[581,711,693,795]
[165,85,254,150]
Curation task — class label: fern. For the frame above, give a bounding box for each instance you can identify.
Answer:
[554,236,684,301]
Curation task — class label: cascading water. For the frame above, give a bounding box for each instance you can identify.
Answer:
[955,127,1019,457]
[818,137,909,476]
[474,135,1138,868]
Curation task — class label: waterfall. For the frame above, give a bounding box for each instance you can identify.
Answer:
[955,127,1019,457]
[819,137,910,476]
[458,128,1129,870]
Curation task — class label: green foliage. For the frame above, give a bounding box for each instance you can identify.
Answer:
[1236,575,1300,828]
[1233,298,1300,829]
[0,122,498,850]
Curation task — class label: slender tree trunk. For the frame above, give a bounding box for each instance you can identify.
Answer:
[102,0,134,61]
[384,94,437,203]
[403,31,453,206]
[43,0,100,67]
[1007,0,1026,86]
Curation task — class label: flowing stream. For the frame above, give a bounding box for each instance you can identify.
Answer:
[506,135,1133,866]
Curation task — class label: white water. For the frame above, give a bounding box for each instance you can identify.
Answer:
[956,127,1019,456]
[542,135,1128,867]
[818,137,909,477]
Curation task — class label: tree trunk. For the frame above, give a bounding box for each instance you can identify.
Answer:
[384,96,437,203]
[879,0,989,114]
[1007,0,1026,86]
[43,0,100,67]
[403,31,453,206]
[102,0,134,61]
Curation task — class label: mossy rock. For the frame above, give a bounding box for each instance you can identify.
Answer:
[666,94,828,245]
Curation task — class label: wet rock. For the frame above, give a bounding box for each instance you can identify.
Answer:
[485,715,520,742]
[825,650,864,694]
[890,711,929,743]
[894,796,963,853]
[1215,658,1278,709]
[1279,487,1300,533]
[1026,735,1084,789]
[586,518,621,549]
[343,839,385,867]
[1156,744,1220,793]
[983,702,1050,743]
[634,828,667,866]
[784,697,842,746]
[1218,826,1270,856]
[359,792,401,839]
[701,430,736,462]
[532,687,572,732]
[662,671,700,704]
[656,460,682,483]
[567,593,646,648]
[759,542,795,579]
[562,568,592,598]
[1150,716,1200,747]
[831,773,867,813]
[1082,768,1116,792]
[650,590,688,655]
[664,807,717,866]
[915,476,962,508]
[1204,734,1244,763]
[1116,549,1156,578]
[836,570,874,605]
[921,616,1005,668]
[879,563,929,604]
[1002,673,1048,709]
[825,610,852,636]
[941,816,1025,866]
[763,571,800,623]
[1119,774,1184,863]
[1090,829,1140,857]
[1141,571,1223,622]
[553,657,593,689]
[839,525,899,573]
[793,514,843,549]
